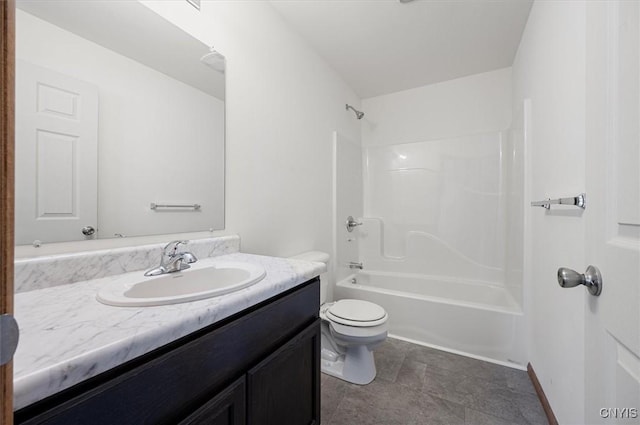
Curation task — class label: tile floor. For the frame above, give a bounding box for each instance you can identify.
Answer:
[321,338,549,425]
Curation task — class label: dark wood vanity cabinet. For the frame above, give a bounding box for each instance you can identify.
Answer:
[15,278,321,425]
[247,320,320,425]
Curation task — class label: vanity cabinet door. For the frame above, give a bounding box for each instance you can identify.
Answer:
[178,376,245,425]
[247,319,320,425]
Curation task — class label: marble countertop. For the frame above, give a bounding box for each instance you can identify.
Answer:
[13,252,325,410]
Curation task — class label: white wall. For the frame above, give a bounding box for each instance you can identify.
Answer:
[361,68,512,147]
[140,1,361,259]
[16,10,225,240]
[512,1,587,423]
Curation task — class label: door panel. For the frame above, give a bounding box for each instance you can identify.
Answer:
[586,1,640,423]
[615,0,640,227]
[36,130,76,216]
[15,60,98,244]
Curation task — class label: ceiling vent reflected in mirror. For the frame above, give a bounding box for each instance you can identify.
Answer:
[201,48,226,74]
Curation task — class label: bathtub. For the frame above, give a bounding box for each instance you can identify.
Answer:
[334,270,526,368]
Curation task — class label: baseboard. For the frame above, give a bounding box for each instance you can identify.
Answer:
[527,363,559,425]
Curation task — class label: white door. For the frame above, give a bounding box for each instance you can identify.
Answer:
[585,1,640,423]
[15,60,98,245]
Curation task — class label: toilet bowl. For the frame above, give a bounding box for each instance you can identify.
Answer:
[290,252,388,385]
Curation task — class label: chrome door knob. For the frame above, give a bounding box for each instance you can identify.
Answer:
[0,314,19,366]
[557,265,603,296]
[81,226,96,236]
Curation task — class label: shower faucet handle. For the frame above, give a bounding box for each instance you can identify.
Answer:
[346,216,363,232]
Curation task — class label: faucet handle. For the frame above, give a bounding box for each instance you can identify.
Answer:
[163,240,189,256]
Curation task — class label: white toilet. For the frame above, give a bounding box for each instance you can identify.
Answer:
[290,251,388,385]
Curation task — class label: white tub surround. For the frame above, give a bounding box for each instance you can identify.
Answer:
[361,131,510,284]
[335,272,525,368]
[359,218,505,284]
[13,252,325,410]
[14,235,240,293]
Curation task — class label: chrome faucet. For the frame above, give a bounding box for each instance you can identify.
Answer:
[144,240,198,276]
[347,262,363,270]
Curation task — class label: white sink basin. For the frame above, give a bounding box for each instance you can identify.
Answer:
[97,261,266,307]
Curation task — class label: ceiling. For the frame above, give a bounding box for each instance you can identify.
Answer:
[270,0,533,99]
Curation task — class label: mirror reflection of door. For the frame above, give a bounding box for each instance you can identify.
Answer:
[15,60,98,245]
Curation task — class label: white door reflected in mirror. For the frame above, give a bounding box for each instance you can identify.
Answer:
[15,61,98,245]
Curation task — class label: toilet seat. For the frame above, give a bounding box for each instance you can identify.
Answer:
[324,299,388,327]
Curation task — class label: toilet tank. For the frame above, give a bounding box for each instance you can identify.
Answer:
[289,251,330,304]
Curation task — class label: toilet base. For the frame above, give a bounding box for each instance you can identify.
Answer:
[321,344,377,385]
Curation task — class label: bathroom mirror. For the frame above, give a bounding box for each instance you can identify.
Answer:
[14,1,225,245]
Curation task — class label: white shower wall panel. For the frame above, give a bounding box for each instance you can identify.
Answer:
[363,132,507,278]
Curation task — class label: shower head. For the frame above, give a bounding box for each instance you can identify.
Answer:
[346,104,364,120]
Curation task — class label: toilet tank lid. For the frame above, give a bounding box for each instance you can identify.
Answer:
[290,251,330,264]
